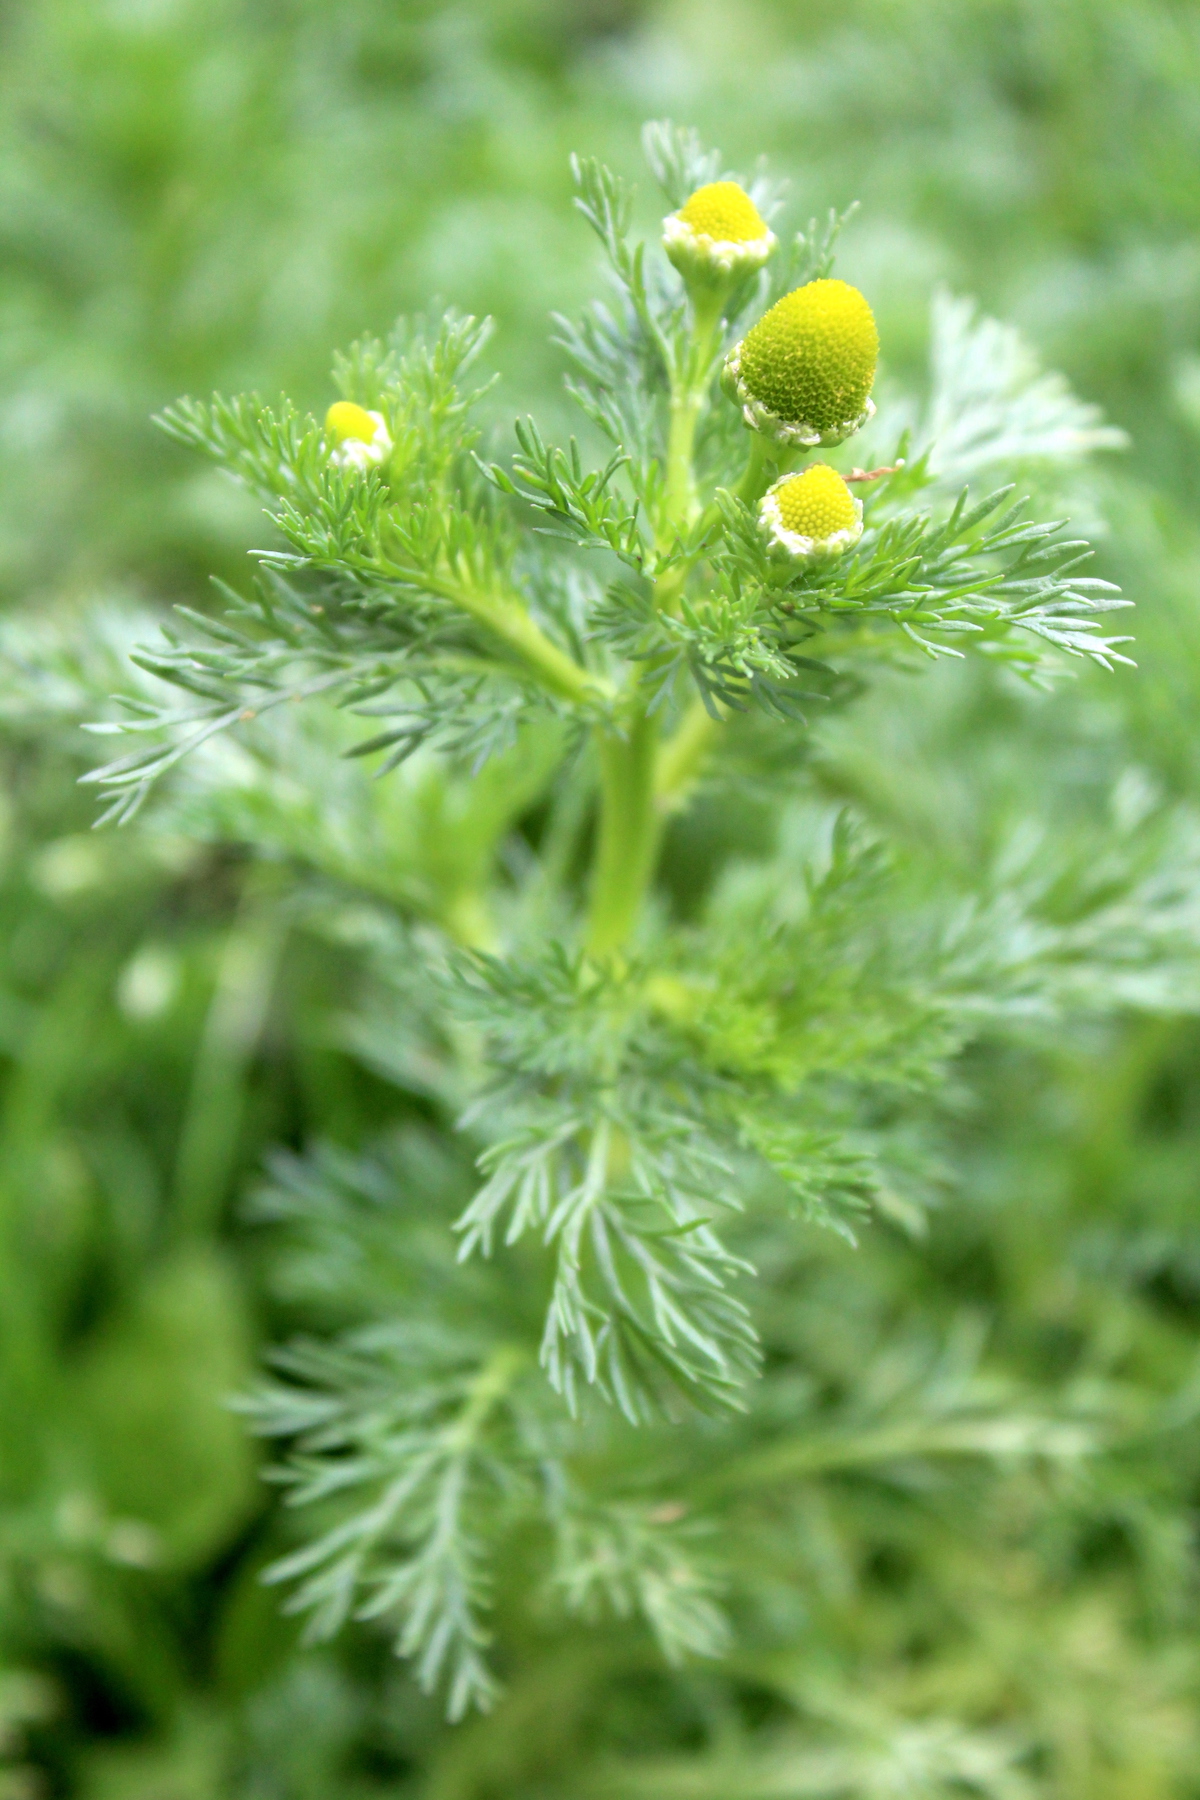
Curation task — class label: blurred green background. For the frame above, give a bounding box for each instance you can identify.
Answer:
[2,1,1200,1795]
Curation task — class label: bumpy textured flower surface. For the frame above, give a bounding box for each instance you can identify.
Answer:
[663,181,776,282]
[759,462,864,561]
[324,401,392,470]
[724,279,878,447]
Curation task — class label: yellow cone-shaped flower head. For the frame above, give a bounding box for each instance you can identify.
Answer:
[679,182,769,243]
[759,463,863,563]
[724,279,878,447]
[324,401,392,471]
[664,181,776,284]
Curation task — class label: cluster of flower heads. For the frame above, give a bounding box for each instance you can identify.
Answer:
[671,179,877,565]
[323,179,880,568]
[669,180,878,564]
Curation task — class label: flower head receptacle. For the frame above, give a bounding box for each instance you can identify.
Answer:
[759,463,863,563]
[724,279,878,448]
[324,401,392,471]
[664,181,777,286]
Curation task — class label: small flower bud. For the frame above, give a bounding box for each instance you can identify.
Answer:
[724,279,878,448]
[663,181,777,284]
[324,401,392,471]
[758,463,863,563]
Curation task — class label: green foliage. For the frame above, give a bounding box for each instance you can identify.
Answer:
[51,109,1198,1750]
[4,3,1200,1798]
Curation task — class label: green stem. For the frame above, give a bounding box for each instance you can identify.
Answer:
[585,288,729,957]
[734,431,778,508]
[586,710,660,957]
[697,1412,1097,1501]
[527,760,593,927]
[658,288,724,551]
[444,1342,527,1453]
[433,574,610,708]
[655,696,721,808]
[443,889,496,950]
[662,391,703,537]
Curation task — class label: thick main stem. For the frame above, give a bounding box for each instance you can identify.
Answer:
[585,709,660,957]
[584,289,737,957]
[584,291,735,956]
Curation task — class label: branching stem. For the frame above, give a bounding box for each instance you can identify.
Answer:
[655,697,721,810]
[587,289,729,955]
[428,572,611,709]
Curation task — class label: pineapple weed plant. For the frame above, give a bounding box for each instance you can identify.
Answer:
[73,120,1172,1740]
